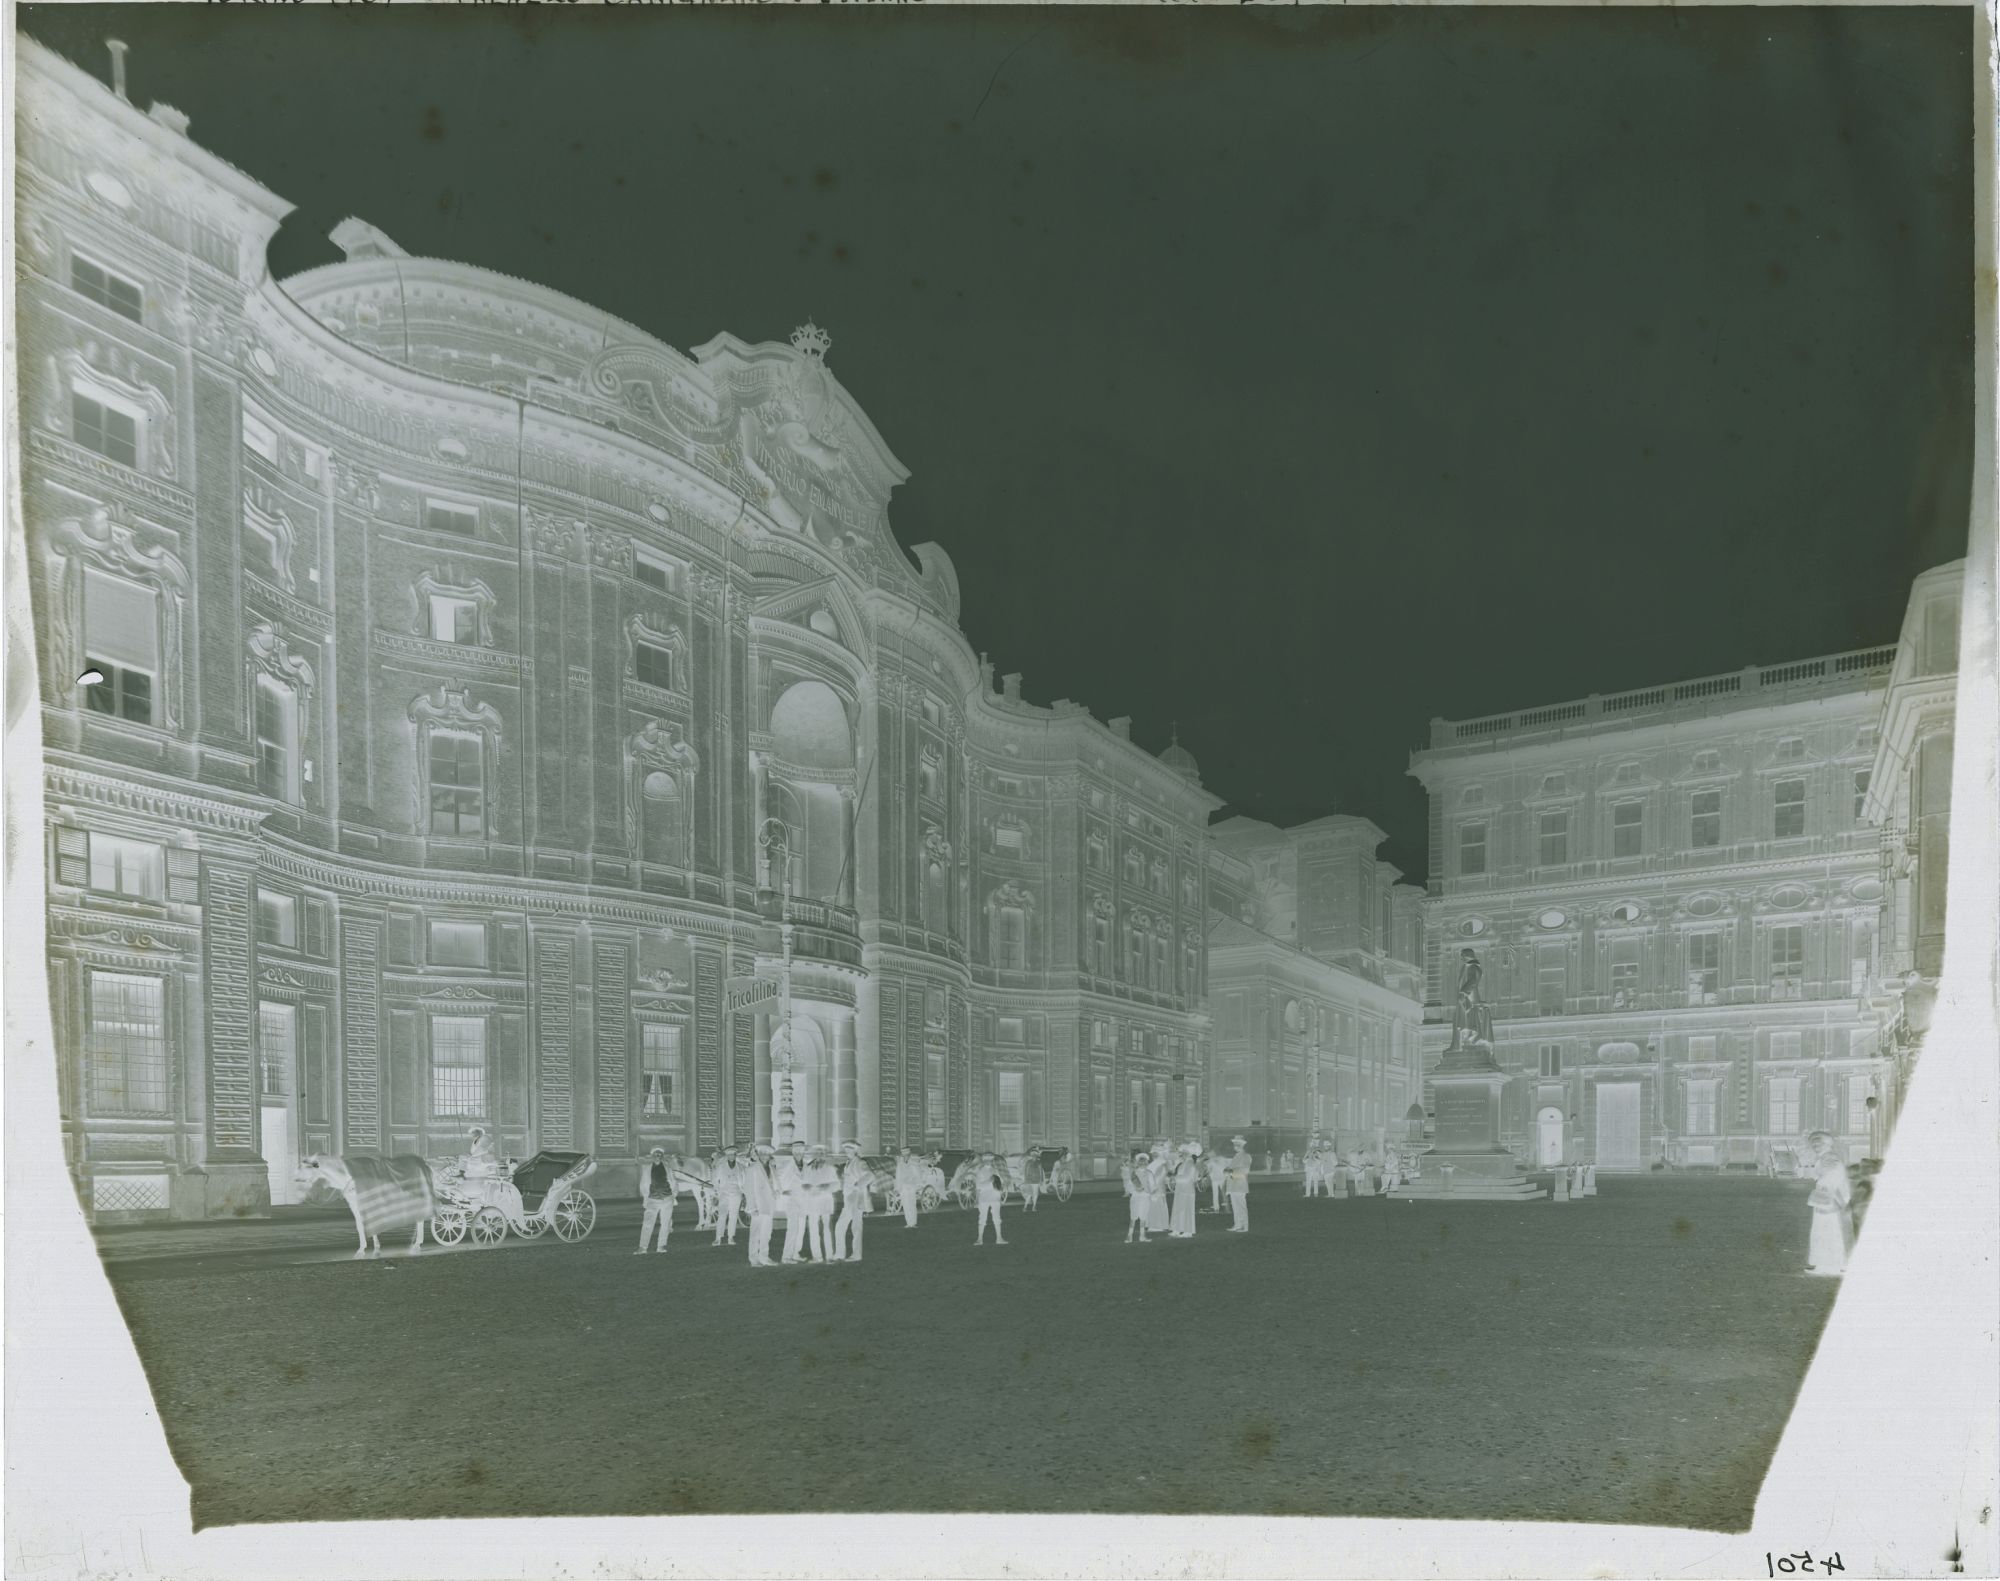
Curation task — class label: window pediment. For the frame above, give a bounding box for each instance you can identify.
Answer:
[412,568,498,646]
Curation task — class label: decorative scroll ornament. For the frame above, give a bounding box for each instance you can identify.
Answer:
[622,719,701,859]
[409,683,501,734]
[246,621,315,695]
[45,503,191,728]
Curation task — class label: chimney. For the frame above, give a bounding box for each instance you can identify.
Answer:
[977,653,995,694]
[107,39,130,101]
[1001,673,1022,704]
[1108,716,1132,741]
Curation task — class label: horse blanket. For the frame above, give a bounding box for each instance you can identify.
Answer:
[345,1155,435,1236]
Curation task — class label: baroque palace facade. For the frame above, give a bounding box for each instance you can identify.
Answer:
[1409,569,1961,1173]
[21,39,1230,1218]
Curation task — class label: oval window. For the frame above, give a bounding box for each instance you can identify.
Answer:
[436,437,471,461]
[1851,877,1884,903]
[1459,917,1488,937]
[1772,886,1808,909]
[1538,909,1567,930]
[249,346,279,379]
[1687,893,1722,917]
[1609,902,1642,924]
[647,501,671,524]
[86,171,133,209]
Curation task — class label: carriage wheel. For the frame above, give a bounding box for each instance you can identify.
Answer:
[432,1208,469,1245]
[1054,1171,1074,1203]
[954,1176,977,1210]
[514,1212,549,1239]
[553,1188,596,1241]
[918,1184,942,1213]
[470,1206,508,1247]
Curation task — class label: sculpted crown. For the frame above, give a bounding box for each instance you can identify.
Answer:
[790,320,832,362]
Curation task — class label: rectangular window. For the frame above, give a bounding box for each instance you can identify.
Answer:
[1846,1074,1872,1135]
[1686,1078,1719,1137]
[1609,949,1639,1007]
[1690,789,1722,850]
[995,825,1025,855]
[1768,1075,1802,1135]
[996,1016,1026,1046]
[1770,1030,1804,1061]
[258,1000,296,1100]
[922,698,942,727]
[1773,778,1807,839]
[428,732,483,837]
[1686,931,1722,1004]
[429,594,480,644]
[70,255,144,321]
[1850,915,1876,996]
[426,501,479,537]
[258,890,298,949]
[926,1051,946,1134]
[1688,1035,1718,1063]
[73,392,138,468]
[430,1016,487,1117]
[1093,1073,1111,1136]
[919,756,941,800]
[1770,925,1805,998]
[1092,1019,1111,1051]
[640,1023,683,1118]
[1537,960,1565,1016]
[1129,1079,1143,1137]
[1852,770,1871,822]
[82,569,157,725]
[634,553,675,593]
[1538,812,1568,867]
[428,919,487,968]
[242,411,279,464]
[1539,1043,1562,1078]
[634,641,675,691]
[1458,821,1487,876]
[88,834,164,901]
[994,907,1026,971]
[1612,801,1644,858]
[88,972,168,1115]
[255,676,299,803]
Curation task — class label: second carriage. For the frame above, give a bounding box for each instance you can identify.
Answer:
[431,1150,598,1247]
[948,1146,1077,1209]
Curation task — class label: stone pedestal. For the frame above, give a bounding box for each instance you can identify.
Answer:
[202,1160,273,1219]
[1388,1042,1543,1201]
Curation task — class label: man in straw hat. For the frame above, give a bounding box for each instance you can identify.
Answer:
[1226,1135,1252,1232]
[971,1150,1008,1247]
[833,1140,871,1262]
[711,1145,743,1247]
[894,1145,923,1228]
[636,1146,674,1255]
[743,1143,779,1267]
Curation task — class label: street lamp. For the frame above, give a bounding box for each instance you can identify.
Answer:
[758,818,798,1146]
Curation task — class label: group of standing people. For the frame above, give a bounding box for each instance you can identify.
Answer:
[1300,1139,1403,1199]
[1124,1135,1252,1241]
[638,1139,876,1267]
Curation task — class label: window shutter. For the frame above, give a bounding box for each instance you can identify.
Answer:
[495,921,525,973]
[83,570,159,667]
[302,1001,331,1127]
[165,847,200,903]
[385,911,418,967]
[55,826,90,887]
[303,898,328,958]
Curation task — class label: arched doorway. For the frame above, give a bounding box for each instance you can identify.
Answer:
[1536,1105,1565,1168]
[761,680,855,905]
[771,1013,828,1148]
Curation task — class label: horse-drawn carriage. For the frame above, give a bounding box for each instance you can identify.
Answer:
[431,1150,598,1247]
[948,1146,1077,1209]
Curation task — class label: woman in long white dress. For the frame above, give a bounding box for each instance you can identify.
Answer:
[1804,1131,1855,1277]
[1169,1145,1199,1238]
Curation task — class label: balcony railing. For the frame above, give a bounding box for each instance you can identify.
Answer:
[1427,644,1899,750]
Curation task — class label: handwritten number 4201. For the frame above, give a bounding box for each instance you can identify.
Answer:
[1768,1556,1844,1575]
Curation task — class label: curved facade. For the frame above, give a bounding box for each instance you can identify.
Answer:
[20,40,1226,1216]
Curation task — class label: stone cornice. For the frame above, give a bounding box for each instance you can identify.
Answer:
[43,762,267,837]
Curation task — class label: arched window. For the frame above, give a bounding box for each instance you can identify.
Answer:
[924,860,947,930]
[994,905,1026,970]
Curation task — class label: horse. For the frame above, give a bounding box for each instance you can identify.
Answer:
[299,1153,433,1257]
[666,1153,718,1229]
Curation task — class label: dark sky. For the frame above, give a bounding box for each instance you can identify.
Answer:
[24,6,1973,875]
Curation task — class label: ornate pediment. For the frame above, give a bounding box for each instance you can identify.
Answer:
[409,684,500,734]
[247,621,315,694]
[750,574,869,656]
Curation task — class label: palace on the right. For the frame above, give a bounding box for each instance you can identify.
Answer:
[1408,561,1963,1174]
